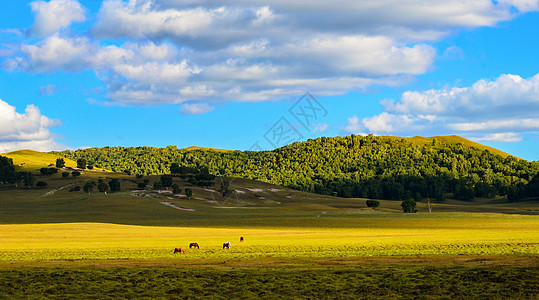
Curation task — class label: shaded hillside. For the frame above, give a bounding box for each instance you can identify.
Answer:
[53,135,539,202]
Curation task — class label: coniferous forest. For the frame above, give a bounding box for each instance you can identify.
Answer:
[52,135,539,202]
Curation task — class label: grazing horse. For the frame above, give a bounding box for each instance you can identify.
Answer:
[222,242,231,249]
[173,247,185,254]
[189,242,200,249]
[240,236,244,242]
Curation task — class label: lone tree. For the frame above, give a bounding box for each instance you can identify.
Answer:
[72,171,81,177]
[366,199,380,208]
[109,178,121,192]
[62,171,70,178]
[401,198,417,213]
[55,158,65,168]
[77,159,86,169]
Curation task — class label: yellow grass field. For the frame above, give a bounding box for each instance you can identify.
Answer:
[1,213,538,261]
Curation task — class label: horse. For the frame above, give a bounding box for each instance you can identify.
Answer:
[173,247,185,254]
[189,242,199,249]
[222,242,231,249]
[240,236,244,242]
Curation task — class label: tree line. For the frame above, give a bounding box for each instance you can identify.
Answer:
[51,135,539,202]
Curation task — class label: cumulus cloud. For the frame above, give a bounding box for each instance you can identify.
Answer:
[4,0,539,110]
[29,0,86,37]
[353,73,539,141]
[14,34,93,72]
[0,98,63,153]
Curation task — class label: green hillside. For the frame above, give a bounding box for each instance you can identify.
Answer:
[388,135,512,158]
[52,134,539,203]
[1,149,78,171]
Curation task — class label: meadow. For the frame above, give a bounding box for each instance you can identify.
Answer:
[0,152,538,298]
[0,214,538,261]
[0,218,538,299]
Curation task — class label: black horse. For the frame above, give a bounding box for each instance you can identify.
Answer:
[222,242,231,249]
[189,242,200,249]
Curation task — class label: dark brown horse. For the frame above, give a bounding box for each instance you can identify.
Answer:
[189,242,199,249]
[173,247,185,254]
[222,242,231,249]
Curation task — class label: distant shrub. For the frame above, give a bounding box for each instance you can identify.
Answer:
[69,186,81,192]
[62,172,70,178]
[40,168,58,176]
[72,171,81,178]
[36,181,48,188]
[366,200,380,208]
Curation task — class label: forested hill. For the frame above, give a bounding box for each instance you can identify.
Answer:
[53,135,539,202]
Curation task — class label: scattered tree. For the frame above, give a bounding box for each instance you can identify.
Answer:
[77,158,86,169]
[72,171,81,178]
[83,182,94,194]
[160,175,173,188]
[98,182,109,193]
[62,171,70,178]
[185,188,193,199]
[366,199,380,208]
[0,156,16,184]
[55,158,65,168]
[172,183,181,194]
[401,198,417,213]
[109,178,121,192]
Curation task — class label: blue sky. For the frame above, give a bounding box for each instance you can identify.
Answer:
[0,0,538,161]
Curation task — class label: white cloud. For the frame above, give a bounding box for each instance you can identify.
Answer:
[473,132,524,143]
[18,34,92,72]
[312,123,329,133]
[0,98,63,153]
[498,0,539,12]
[362,112,414,133]
[181,102,215,114]
[39,84,56,96]
[356,73,539,141]
[344,115,362,133]
[29,0,86,37]
[4,0,539,110]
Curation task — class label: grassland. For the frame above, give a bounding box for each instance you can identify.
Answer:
[2,149,78,171]
[0,153,538,298]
